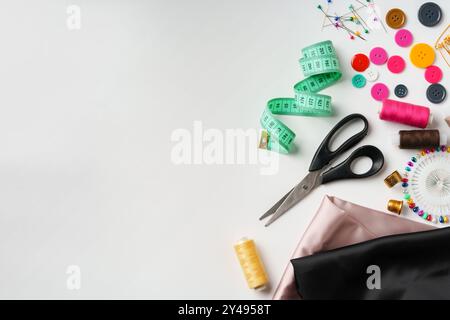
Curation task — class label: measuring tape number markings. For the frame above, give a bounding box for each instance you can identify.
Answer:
[260,40,342,153]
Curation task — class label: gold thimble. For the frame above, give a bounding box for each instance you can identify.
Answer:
[387,200,403,215]
[384,171,402,188]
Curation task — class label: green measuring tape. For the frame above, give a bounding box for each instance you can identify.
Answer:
[259,40,342,153]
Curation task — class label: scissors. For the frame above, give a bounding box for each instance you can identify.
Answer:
[260,113,384,227]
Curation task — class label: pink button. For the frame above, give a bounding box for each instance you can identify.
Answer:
[395,29,413,47]
[387,55,406,73]
[425,65,443,83]
[369,47,388,65]
[371,83,389,101]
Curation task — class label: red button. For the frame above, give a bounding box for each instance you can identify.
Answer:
[425,65,443,84]
[351,53,370,72]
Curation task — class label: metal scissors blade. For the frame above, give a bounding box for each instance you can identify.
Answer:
[259,114,379,227]
[261,170,322,227]
[259,187,294,221]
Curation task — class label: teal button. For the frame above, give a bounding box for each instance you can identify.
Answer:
[352,74,366,88]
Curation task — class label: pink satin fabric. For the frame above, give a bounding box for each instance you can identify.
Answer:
[273,195,435,300]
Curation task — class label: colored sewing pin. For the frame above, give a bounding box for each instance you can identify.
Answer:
[360,0,388,33]
[349,4,370,32]
[317,5,366,41]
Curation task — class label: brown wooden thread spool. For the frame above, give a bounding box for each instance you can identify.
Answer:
[398,130,440,149]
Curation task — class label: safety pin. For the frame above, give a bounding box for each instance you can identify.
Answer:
[435,24,450,67]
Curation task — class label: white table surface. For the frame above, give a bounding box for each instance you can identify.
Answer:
[0,0,449,299]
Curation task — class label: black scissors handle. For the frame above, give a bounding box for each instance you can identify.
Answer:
[320,145,384,184]
[309,113,369,172]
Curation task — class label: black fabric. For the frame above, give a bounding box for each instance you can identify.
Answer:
[291,227,450,300]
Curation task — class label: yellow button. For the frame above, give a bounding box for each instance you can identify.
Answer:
[410,43,435,68]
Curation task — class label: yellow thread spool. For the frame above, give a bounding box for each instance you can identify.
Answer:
[387,199,403,215]
[234,238,268,290]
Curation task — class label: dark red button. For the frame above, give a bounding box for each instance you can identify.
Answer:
[351,53,370,72]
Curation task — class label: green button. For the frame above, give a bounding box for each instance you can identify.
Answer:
[352,74,366,88]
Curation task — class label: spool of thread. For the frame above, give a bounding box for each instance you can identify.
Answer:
[379,99,432,129]
[391,130,447,149]
[387,199,403,215]
[384,171,403,188]
[234,238,268,290]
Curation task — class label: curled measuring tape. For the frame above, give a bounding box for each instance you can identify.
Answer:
[259,40,342,153]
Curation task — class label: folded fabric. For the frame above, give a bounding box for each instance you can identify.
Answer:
[273,195,434,300]
[291,227,450,299]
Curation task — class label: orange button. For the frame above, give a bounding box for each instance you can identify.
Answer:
[410,43,435,68]
[386,8,406,29]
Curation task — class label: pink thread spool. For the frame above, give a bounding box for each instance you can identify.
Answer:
[379,99,432,128]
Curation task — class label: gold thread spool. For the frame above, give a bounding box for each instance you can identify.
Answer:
[384,171,403,188]
[234,238,268,290]
[387,200,403,215]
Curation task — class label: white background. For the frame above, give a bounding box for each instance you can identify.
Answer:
[0,0,448,299]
